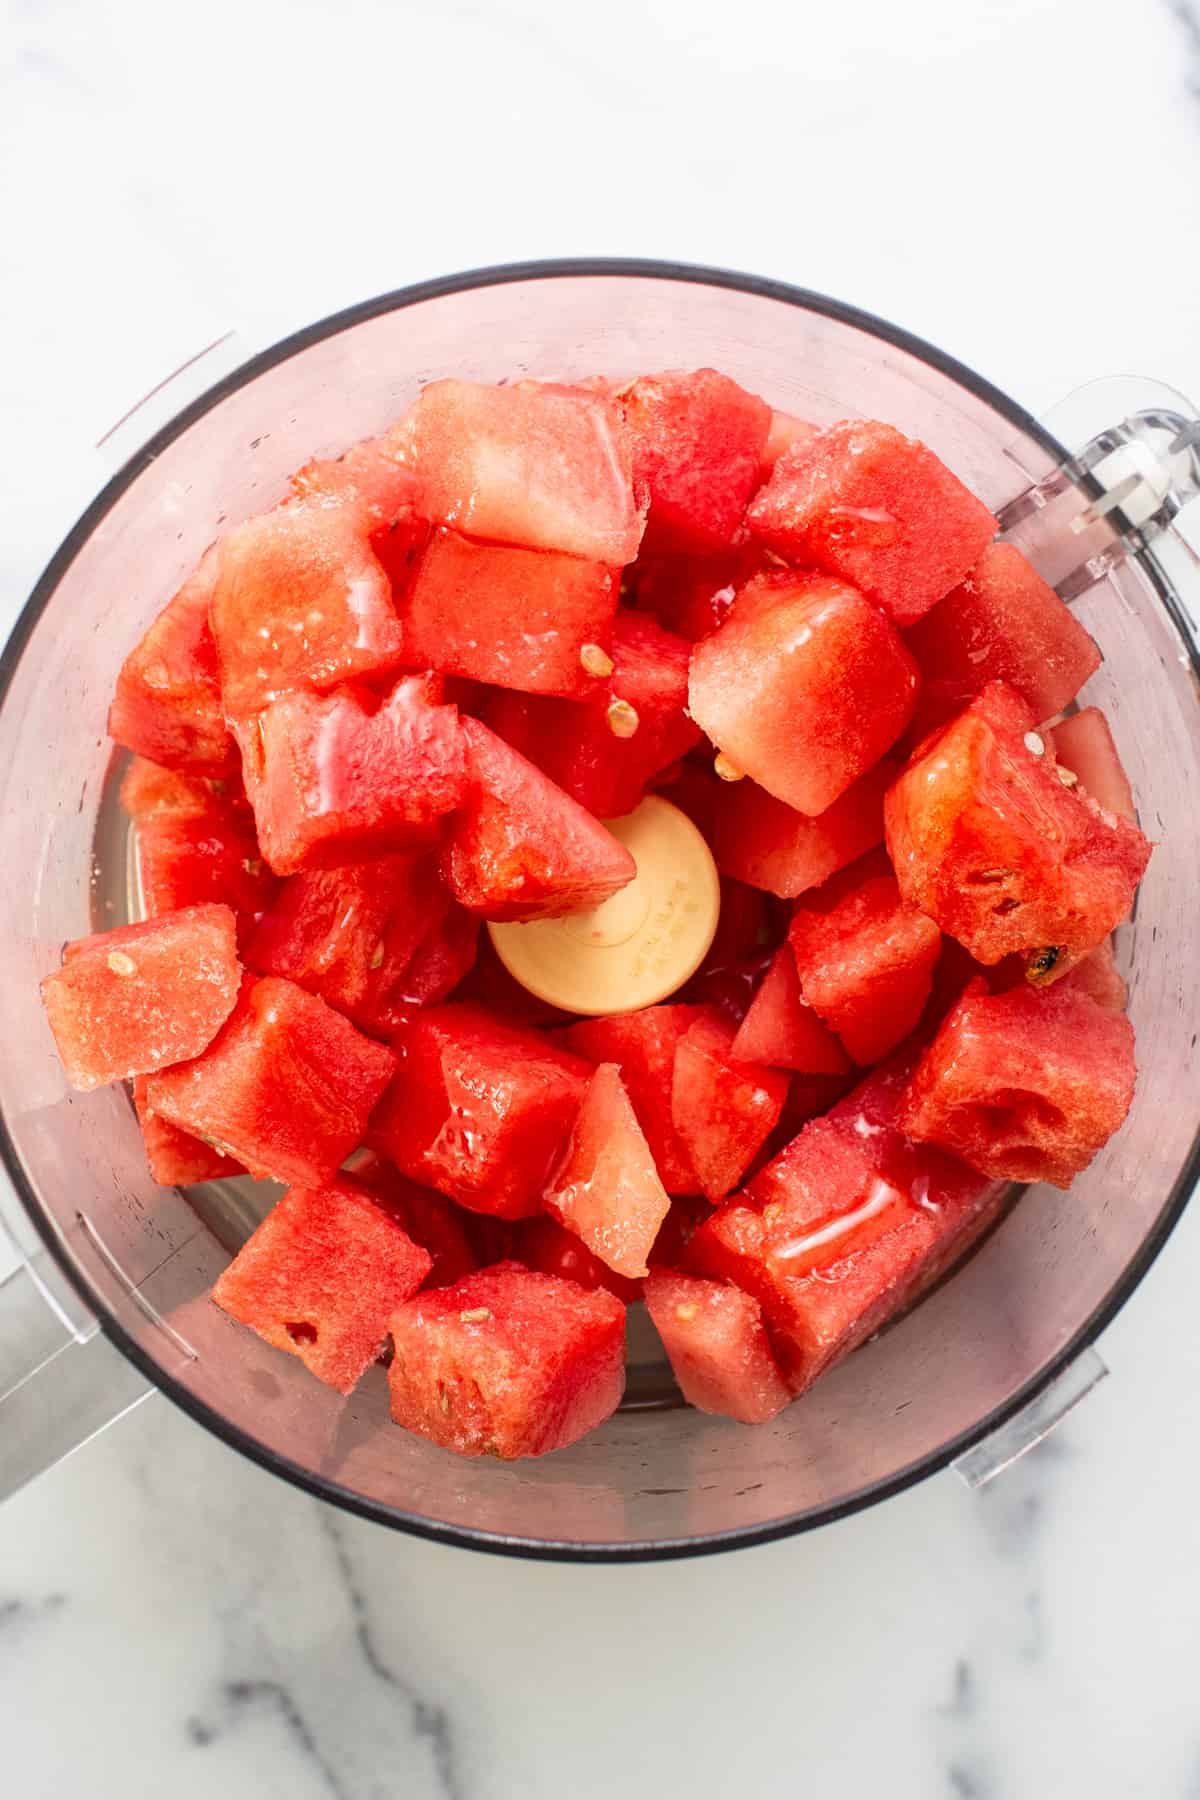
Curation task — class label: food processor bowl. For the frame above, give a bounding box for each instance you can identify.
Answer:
[1,260,1198,1558]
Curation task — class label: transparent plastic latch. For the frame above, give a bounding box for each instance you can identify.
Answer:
[93,327,251,474]
[951,1347,1108,1488]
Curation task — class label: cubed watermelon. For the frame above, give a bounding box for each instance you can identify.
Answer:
[731,945,851,1074]
[244,853,446,1032]
[688,1059,996,1392]
[42,905,241,1091]
[343,1147,479,1289]
[400,529,619,698]
[391,900,480,1008]
[632,548,755,642]
[620,368,772,553]
[369,1004,591,1219]
[396,379,644,564]
[1058,939,1127,1011]
[561,1005,701,1194]
[746,419,997,626]
[120,755,249,822]
[906,542,1100,722]
[688,570,918,815]
[515,1215,643,1302]
[234,674,467,876]
[898,978,1136,1188]
[386,1263,626,1459]
[136,813,278,938]
[145,974,396,1188]
[542,1062,671,1279]
[885,681,1151,980]
[210,500,407,722]
[441,718,636,921]
[788,857,942,1064]
[288,433,426,586]
[482,610,701,819]
[108,548,235,773]
[132,1075,243,1186]
[1050,707,1136,822]
[670,1010,789,1200]
[711,760,894,898]
[643,1268,791,1424]
[213,1179,431,1393]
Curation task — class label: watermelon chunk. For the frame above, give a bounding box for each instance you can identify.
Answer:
[386,1263,626,1459]
[396,379,644,564]
[788,858,942,1064]
[515,1215,643,1302]
[210,500,407,722]
[746,418,997,626]
[731,945,851,1074]
[120,755,248,822]
[643,1268,791,1424]
[620,368,771,553]
[561,1006,701,1194]
[482,610,701,819]
[884,681,1151,979]
[670,1010,789,1200]
[369,1004,592,1219]
[145,974,396,1188]
[343,1148,478,1289]
[213,1179,431,1393]
[688,570,919,815]
[42,905,241,1091]
[442,718,636,921]
[401,529,619,698]
[132,1075,243,1186]
[898,978,1136,1188]
[108,548,235,773]
[391,900,480,1008]
[288,434,426,584]
[136,813,278,938]
[1059,939,1127,1012]
[234,674,467,877]
[688,1059,996,1392]
[632,548,754,642]
[1050,707,1136,822]
[542,1062,671,1279]
[244,853,446,1032]
[711,760,894,898]
[906,542,1100,722]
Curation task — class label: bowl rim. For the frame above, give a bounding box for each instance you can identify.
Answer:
[5,255,1197,1560]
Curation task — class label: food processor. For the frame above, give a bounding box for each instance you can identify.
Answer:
[1,259,1198,1559]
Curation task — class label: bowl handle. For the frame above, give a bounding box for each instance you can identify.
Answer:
[950,1347,1108,1488]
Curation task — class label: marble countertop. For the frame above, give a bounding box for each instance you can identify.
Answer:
[5,0,1200,1793]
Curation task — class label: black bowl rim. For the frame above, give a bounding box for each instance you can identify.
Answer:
[5,255,1197,1561]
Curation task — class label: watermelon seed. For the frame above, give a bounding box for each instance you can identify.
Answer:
[285,1321,318,1345]
[1026,945,1062,982]
[763,1203,782,1226]
[674,1303,698,1322]
[1023,731,1046,757]
[369,943,385,970]
[459,1307,492,1323]
[606,698,640,739]
[1058,766,1078,787]
[438,1384,451,1414]
[107,951,136,976]
[243,858,264,877]
[714,753,745,783]
[580,643,614,678]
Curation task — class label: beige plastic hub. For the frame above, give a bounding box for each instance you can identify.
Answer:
[488,794,721,1017]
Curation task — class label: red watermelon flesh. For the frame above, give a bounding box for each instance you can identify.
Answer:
[788,859,942,1065]
[731,945,851,1074]
[145,974,396,1188]
[386,1262,626,1459]
[898,978,1136,1188]
[401,528,619,698]
[561,1006,701,1194]
[235,674,467,877]
[343,1148,478,1288]
[543,1062,671,1279]
[369,1004,592,1220]
[288,435,426,584]
[760,410,817,478]
[884,681,1151,980]
[1058,940,1127,1012]
[244,853,446,1031]
[43,905,241,1091]
[395,378,644,564]
[136,813,278,940]
[632,548,755,642]
[644,1268,791,1424]
[213,1178,431,1394]
[442,718,636,921]
[132,1075,244,1186]
[392,900,480,1010]
[210,500,407,722]
[688,570,918,815]
[670,1010,789,1201]
[688,1059,996,1392]
[1050,707,1136,822]
[906,541,1100,722]
[108,548,235,774]
[746,418,998,626]
[482,610,701,819]
[657,762,721,844]
[120,755,249,822]
[515,1215,643,1302]
[711,759,894,898]
[620,368,771,554]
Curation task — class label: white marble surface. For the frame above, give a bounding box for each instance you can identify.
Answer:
[5,0,1200,1793]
